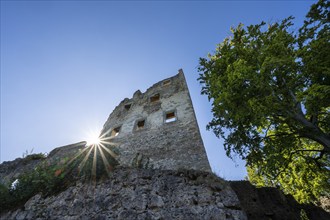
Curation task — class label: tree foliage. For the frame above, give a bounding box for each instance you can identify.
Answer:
[247,140,330,203]
[198,0,330,203]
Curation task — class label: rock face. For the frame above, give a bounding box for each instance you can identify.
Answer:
[100,69,211,172]
[1,168,247,220]
[1,160,329,220]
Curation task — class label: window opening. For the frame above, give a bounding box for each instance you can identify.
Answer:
[136,119,145,129]
[150,93,160,103]
[162,79,171,86]
[165,111,177,123]
[124,104,132,110]
[111,126,121,137]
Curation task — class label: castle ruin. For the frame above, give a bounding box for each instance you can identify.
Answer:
[100,69,211,172]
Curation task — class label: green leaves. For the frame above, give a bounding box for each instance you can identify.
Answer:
[247,140,330,204]
[198,0,330,204]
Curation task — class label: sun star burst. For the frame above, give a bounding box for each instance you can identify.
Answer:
[86,131,101,146]
[61,128,120,184]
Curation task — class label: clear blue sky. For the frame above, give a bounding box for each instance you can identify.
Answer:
[1,0,313,180]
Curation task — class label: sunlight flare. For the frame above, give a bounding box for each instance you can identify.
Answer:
[86,131,101,146]
[60,128,120,182]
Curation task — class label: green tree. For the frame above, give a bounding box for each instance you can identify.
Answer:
[247,139,330,203]
[198,0,330,203]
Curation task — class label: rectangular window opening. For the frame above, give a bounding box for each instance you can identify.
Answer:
[124,104,132,110]
[162,79,171,86]
[137,120,145,129]
[111,126,121,137]
[165,111,177,123]
[150,93,160,103]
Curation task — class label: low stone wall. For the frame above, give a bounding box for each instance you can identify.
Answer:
[230,181,330,220]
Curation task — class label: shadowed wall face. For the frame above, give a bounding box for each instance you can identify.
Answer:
[101,70,211,172]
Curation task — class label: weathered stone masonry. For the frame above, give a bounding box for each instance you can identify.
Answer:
[100,69,211,172]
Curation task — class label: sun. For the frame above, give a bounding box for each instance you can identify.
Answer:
[86,131,101,146]
[62,128,119,182]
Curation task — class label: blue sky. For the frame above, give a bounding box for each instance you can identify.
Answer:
[1,0,313,180]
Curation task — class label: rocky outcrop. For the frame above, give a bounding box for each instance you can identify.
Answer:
[1,168,246,220]
[2,163,330,219]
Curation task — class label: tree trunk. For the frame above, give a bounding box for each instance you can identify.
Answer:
[292,111,330,153]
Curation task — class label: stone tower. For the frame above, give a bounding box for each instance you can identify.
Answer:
[100,69,211,172]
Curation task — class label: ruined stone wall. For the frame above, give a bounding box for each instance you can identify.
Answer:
[230,181,330,220]
[0,142,87,186]
[100,70,211,172]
